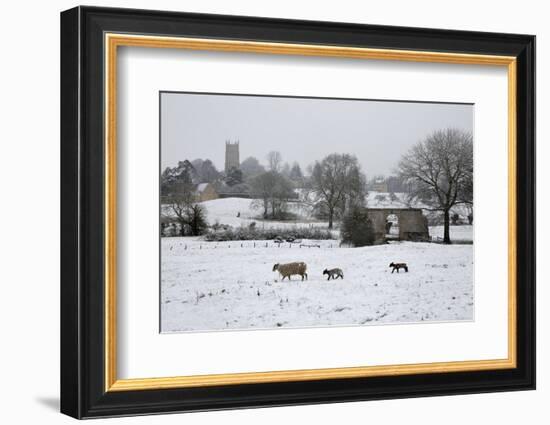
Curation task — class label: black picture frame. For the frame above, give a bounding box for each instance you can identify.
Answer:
[61,5,535,419]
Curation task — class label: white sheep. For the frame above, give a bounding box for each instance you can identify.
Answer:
[272,262,308,281]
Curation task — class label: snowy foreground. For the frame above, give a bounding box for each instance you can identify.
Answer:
[161,238,473,333]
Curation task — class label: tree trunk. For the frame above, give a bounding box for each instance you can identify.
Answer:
[443,209,451,244]
[328,208,334,229]
[191,216,197,236]
[179,221,185,237]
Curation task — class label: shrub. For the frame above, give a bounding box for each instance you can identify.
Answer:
[451,212,460,225]
[340,206,375,247]
[187,204,209,235]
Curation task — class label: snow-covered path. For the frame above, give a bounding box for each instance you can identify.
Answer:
[161,239,473,332]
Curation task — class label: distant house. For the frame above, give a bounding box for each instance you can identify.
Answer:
[369,177,388,192]
[195,183,218,202]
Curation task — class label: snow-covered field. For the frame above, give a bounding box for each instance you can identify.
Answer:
[160,197,474,332]
[202,197,327,229]
[430,225,473,242]
[161,238,473,332]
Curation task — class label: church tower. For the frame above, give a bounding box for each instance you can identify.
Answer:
[224,140,240,173]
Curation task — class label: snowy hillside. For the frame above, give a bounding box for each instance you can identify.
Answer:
[367,192,409,208]
[161,239,473,332]
[199,197,256,227]
[164,197,329,229]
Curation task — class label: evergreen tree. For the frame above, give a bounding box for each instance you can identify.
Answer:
[289,162,303,181]
[225,167,243,186]
[341,206,375,247]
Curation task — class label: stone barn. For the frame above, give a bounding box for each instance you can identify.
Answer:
[367,208,430,244]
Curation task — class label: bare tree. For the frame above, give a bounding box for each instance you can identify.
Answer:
[336,163,367,218]
[266,151,283,172]
[166,185,195,236]
[398,128,473,244]
[250,171,294,219]
[310,153,367,229]
[270,174,294,218]
[249,171,277,218]
[164,179,209,236]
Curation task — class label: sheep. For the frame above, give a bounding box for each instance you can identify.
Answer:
[272,262,308,281]
[323,268,344,280]
[389,262,408,273]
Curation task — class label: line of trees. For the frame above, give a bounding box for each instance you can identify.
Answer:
[248,152,367,225]
[162,152,306,193]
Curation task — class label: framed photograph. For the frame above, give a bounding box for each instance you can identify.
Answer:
[60,6,535,419]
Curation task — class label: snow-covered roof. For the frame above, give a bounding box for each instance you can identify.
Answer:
[196,183,210,193]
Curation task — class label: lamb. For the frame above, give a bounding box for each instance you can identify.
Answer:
[272,262,308,281]
[323,268,344,280]
[389,262,408,273]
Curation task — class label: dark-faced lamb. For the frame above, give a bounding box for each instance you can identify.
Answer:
[323,268,344,280]
[273,262,308,281]
[389,262,408,273]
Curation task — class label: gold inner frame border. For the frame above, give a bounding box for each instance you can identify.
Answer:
[104,33,517,392]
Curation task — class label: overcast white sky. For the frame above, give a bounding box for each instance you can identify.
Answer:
[161,92,473,177]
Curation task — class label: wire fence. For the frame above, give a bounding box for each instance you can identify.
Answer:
[165,241,341,251]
